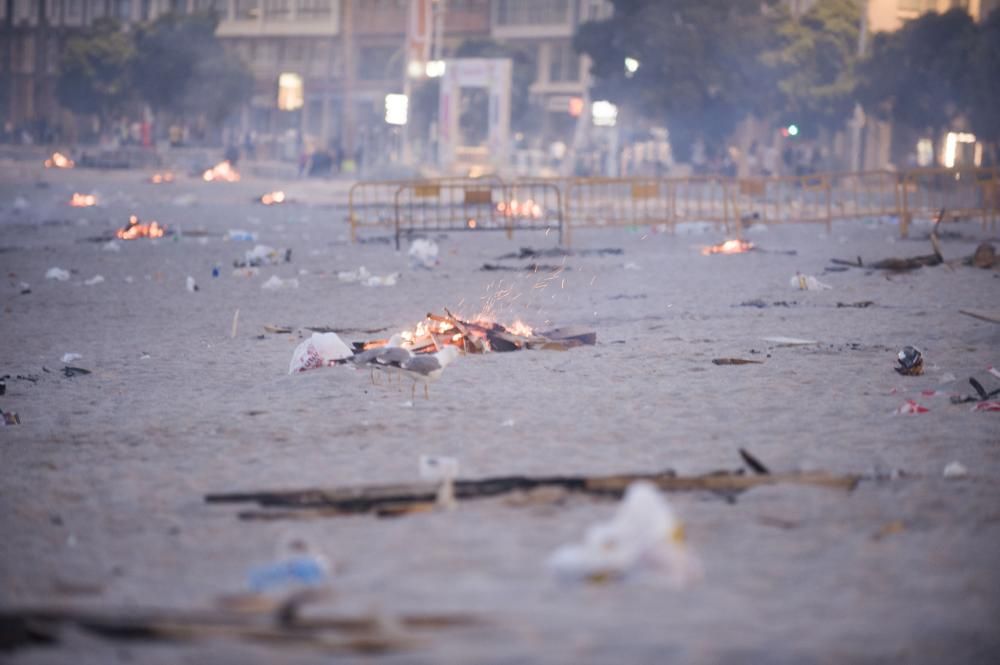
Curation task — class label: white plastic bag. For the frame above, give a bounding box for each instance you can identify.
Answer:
[289,332,352,373]
[408,239,439,269]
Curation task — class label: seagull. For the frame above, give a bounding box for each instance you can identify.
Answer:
[398,345,461,400]
[349,334,409,384]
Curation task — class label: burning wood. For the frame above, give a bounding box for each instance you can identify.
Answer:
[69,193,97,207]
[149,172,175,184]
[202,160,240,182]
[116,215,166,240]
[259,190,286,205]
[701,239,754,255]
[497,198,542,218]
[44,152,74,168]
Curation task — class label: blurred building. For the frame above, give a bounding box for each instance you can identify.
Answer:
[868,0,999,32]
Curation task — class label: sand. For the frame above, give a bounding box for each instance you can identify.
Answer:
[1,162,999,664]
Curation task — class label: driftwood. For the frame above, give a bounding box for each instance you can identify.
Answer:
[833,209,947,271]
[0,603,480,654]
[206,467,859,521]
[712,358,763,365]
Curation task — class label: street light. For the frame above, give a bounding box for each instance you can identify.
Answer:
[624,57,640,78]
[591,100,618,127]
[385,94,409,126]
[425,60,446,78]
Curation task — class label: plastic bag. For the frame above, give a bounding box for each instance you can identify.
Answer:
[289,332,352,373]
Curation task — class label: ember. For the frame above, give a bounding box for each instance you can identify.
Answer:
[701,239,754,255]
[149,172,175,184]
[44,152,74,169]
[69,193,97,207]
[116,215,166,240]
[202,160,240,182]
[259,191,286,205]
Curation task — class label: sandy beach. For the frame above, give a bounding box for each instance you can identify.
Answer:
[1,162,999,664]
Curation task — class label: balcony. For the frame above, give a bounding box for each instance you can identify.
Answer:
[491,0,574,39]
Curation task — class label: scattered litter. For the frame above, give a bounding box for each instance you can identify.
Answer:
[481,263,564,272]
[61,353,82,363]
[289,332,352,373]
[46,267,71,281]
[894,346,924,376]
[896,400,929,415]
[943,462,968,478]
[62,366,91,378]
[408,239,439,269]
[939,372,957,384]
[263,325,293,334]
[761,336,817,346]
[712,358,762,365]
[971,401,1000,412]
[971,242,995,269]
[501,418,515,427]
[547,481,701,586]
[227,229,258,242]
[101,240,121,252]
[738,299,796,308]
[337,266,399,287]
[623,262,641,270]
[419,455,459,508]
[13,196,29,210]
[261,275,299,291]
[2,410,20,426]
[19,282,30,295]
[790,273,831,291]
[186,276,199,292]
[837,301,874,308]
[84,275,105,286]
[232,267,259,278]
[237,245,291,268]
[248,548,329,593]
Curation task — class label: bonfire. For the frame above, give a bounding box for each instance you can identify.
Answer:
[259,191,286,205]
[69,193,97,207]
[149,172,175,184]
[116,215,166,240]
[701,239,754,255]
[44,152,74,169]
[202,161,240,182]
[497,198,543,219]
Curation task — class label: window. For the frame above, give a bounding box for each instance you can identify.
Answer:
[235,0,260,20]
[296,0,331,18]
[14,0,35,23]
[64,0,83,24]
[548,42,579,82]
[496,0,570,26]
[357,46,397,80]
[264,0,292,19]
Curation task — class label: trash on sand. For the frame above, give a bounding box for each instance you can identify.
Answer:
[990,367,1000,380]
[790,273,831,291]
[46,268,71,281]
[263,324,293,334]
[896,400,929,414]
[761,336,817,346]
[894,346,924,376]
[971,401,1000,412]
[289,332,353,373]
[409,239,439,269]
[261,275,299,290]
[61,353,82,363]
[712,358,762,366]
[547,481,702,585]
[232,267,259,278]
[227,229,258,242]
[186,276,199,292]
[943,462,968,478]
[238,245,291,268]
[970,242,996,269]
[419,455,459,509]
[623,262,641,270]
[63,366,91,378]
[337,266,399,287]
[18,282,30,295]
[102,240,120,252]
[2,410,20,426]
[950,376,1000,404]
[84,275,104,286]
[959,309,1000,324]
[248,549,329,593]
[837,301,874,308]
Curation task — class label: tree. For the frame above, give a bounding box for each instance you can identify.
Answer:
[766,0,861,139]
[574,0,782,160]
[131,11,251,126]
[858,9,976,158]
[56,18,135,125]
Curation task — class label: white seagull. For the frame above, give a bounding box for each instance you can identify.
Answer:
[398,346,461,400]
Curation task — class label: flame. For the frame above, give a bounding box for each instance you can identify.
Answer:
[701,239,754,255]
[202,160,240,182]
[260,191,286,205]
[44,152,74,168]
[497,198,543,219]
[69,193,97,207]
[149,172,175,184]
[467,219,477,229]
[116,214,166,240]
[507,319,534,337]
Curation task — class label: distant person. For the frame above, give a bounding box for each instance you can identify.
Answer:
[243,131,256,160]
[224,144,240,167]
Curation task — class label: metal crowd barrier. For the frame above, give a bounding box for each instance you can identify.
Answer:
[393,180,563,249]
[564,177,671,244]
[671,176,737,232]
[898,167,999,237]
[348,176,503,242]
